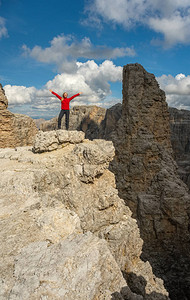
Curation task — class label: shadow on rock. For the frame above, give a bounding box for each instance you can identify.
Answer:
[111,272,169,300]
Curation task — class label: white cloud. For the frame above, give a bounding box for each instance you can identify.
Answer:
[149,13,190,47]
[46,60,122,103]
[157,73,190,110]
[158,73,190,95]
[166,94,190,110]
[0,17,8,39]
[175,73,186,81]
[22,34,135,73]
[84,0,190,47]
[84,0,148,27]
[4,85,37,104]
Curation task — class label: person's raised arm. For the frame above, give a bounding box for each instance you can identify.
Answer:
[69,92,82,101]
[49,89,62,100]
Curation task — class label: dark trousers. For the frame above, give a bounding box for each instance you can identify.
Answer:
[58,110,70,130]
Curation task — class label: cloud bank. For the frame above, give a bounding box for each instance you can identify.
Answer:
[23,34,135,73]
[84,0,190,47]
[4,60,123,116]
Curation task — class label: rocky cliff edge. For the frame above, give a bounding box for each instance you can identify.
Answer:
[0,130,169,300]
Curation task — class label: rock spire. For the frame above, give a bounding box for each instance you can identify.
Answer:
[111,63,190,299]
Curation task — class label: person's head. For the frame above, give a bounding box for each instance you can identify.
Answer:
[62,92,68,98]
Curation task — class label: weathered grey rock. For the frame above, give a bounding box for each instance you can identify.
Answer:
[40,116,58,131]
[0,137,169,299]
[111,63,190,299]
[99,103,122,139]
[34,118,46,129]
[0,84,38,148]
[169,107,190,189]
[100,105,190,192]
[73,139,115,183]
[32,129,85,153]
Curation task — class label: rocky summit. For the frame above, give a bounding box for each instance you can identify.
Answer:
[0,84,38,148]
[0,130,168,299]
[1,64,190,300]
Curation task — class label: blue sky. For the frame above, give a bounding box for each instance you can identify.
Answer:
[0,0,190,119]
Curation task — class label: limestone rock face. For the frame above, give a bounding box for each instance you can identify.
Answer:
[0,84,38,148]
[111,63,190,299]
[169,107,190,189]
[0,135,168,299]
[9,234,128,300]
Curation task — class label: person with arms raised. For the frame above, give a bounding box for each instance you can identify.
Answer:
[49,89,82,130]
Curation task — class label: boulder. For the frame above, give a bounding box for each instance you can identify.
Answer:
[32,130,85,153]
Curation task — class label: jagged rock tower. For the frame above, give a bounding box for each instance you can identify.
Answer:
[111,63,190,299]
[0,84,38,147]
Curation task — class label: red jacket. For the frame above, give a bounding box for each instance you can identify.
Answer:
[51,91,80,110]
